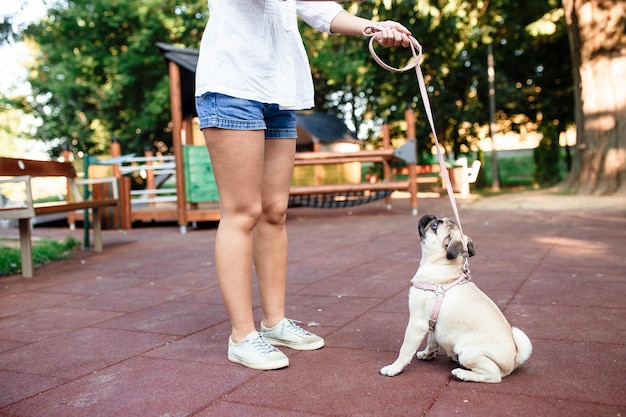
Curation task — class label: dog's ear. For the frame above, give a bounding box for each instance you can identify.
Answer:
[446,230,474,259]
[445,228,465,259]
[466,236,475,257]
[445,238,464,259]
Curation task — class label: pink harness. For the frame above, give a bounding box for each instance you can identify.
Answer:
[413,272,469,331]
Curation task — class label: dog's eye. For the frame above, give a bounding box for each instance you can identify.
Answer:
[431,221,439,231]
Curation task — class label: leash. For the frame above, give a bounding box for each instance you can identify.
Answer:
[363,26,470,267]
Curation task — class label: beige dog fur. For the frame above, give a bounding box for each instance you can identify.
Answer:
[380,215,532,383]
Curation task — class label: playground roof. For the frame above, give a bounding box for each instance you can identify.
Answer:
[156,42,200,120]
[295,111,358,146]
[156,43,359,146]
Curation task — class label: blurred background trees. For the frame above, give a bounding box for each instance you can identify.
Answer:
[1,0,623,194]
[2,0,207,158]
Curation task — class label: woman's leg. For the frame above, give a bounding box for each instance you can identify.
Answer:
[253,138,296,328]
[203,127,265,343]
[253,140,325,351]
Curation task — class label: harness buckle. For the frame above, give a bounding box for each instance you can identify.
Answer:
[428,319,437,331]
[434,284,446,295]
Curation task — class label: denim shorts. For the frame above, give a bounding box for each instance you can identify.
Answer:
[195,92,297,139]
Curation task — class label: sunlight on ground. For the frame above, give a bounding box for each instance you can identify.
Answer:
[535,236,609,258]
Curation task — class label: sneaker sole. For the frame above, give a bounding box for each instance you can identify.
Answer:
[263,338,325,351]
[228,354,289,370]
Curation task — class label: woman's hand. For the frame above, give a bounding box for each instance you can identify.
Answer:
[371,21,412,48]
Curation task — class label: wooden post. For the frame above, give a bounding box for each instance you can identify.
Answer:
[405,106,418,214]
[18,219,34,278]
[312,141,323,185]
[91,182,116,229]
[183,118,194,145]
[145,148,155,206]
[111,139,125,228]
[111,139,121,178]
[408,160,418,216]
[119,176,132,229]
[382,123,391,165]
[168,60,187,232]
[405,106,415,140]
[381,123,393,209]
[61,149,71,162]
[61,149,76,227]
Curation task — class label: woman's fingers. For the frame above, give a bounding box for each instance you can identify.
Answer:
[374,21,412,47]
[376,28,411,47]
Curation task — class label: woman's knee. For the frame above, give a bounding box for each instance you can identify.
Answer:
[261,200,288,226]
[221,203,263,230]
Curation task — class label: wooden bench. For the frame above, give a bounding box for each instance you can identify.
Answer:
[0,157,118,278]
[455,157,482,197]
[394,163,444,190]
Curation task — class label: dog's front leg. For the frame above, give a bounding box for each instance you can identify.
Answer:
[416,330,439,360]
[380,317,428,377]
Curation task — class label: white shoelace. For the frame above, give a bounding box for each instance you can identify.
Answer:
[250,333,279,355]
[285,319,311,337]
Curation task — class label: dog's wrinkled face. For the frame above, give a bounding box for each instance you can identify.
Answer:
[418,215,475,259]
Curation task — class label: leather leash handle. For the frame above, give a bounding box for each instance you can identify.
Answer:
[362,26,422,73]
[364,26,469,260]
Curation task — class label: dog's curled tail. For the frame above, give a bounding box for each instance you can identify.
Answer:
[512,327,532,369]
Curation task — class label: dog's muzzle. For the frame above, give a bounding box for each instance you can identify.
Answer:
[418,215,438,239]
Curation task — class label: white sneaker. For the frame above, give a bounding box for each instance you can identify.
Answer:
[228,331,289,370]
[261,318,325,351]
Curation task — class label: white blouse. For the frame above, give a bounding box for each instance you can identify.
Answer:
[195,0,344,110]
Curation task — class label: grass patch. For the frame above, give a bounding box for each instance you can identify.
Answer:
[478,149,569,189]
[0,236,80,276]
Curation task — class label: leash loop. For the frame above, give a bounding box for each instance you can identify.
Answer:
[363,26,422,73]
[363,26,469,259]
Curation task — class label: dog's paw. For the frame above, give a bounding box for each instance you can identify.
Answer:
[416,350,437,361]
[451,368,502,383]
[379,364,402,377]
[451,368,468,381]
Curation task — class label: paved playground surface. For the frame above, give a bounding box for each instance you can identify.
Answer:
[0,191,624,416]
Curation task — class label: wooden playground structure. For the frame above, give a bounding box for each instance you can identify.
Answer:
[107,108,426,233]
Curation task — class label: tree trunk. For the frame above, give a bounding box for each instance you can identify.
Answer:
[562,0,626,195]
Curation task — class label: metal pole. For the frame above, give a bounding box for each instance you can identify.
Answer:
[487,42,500,191]
[83,155,90,248]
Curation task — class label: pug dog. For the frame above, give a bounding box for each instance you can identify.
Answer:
[380,215,532,383]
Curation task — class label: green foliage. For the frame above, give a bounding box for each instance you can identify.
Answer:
[19,0,208,157]
[497,152,537,186]
[0,236,80,276]
[303,0,572,156]
[534,123,563,186]
[478,148,567,188]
